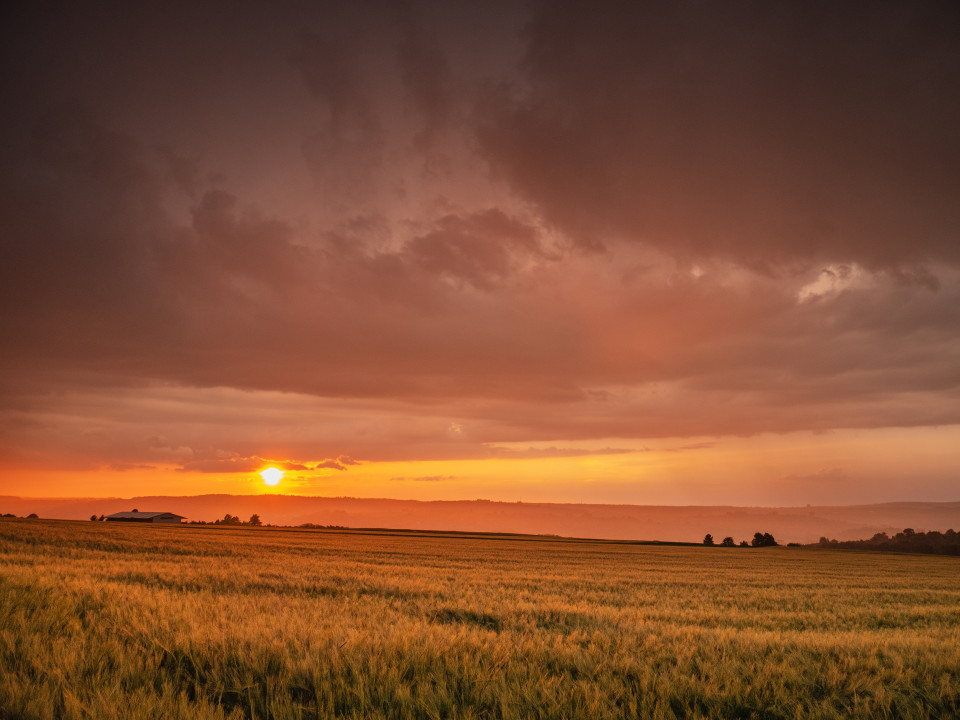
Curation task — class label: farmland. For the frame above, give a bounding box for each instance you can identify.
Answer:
[1,519,958,719]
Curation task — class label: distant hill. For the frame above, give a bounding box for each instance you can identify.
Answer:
[4,495,959,544]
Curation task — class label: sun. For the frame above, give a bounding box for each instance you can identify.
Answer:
[260,467,284,486]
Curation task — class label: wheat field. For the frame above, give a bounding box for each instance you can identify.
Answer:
[1,518,958,719]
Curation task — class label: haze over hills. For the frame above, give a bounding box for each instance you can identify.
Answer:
[3,495,959,545]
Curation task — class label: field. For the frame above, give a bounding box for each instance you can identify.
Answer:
[1,519,958,719]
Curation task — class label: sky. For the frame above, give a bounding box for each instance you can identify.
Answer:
[1,0,958,505]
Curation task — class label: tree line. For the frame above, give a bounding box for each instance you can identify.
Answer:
[817,528,960,556]
[702,532,778,547]
[189,513,263,526]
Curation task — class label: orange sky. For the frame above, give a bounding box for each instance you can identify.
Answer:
[1,1,959,505]
[8,424,959,506]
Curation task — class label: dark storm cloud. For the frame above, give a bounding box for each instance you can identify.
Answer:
[0,104,176,368]
[1,0,958,477]
[294,23,386,199]
[396,14,454,148]
[0,105,564,401]
[479,0,960,268]
[2,101,958,448]
[402,209,546,289]
[172,189,310,293]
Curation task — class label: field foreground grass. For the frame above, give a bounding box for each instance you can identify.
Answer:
[1,519,958,719]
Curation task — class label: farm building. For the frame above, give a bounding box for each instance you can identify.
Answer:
[105,511,185,524]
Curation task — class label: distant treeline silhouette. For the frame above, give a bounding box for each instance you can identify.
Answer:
[188,513,263,526]
[817,528,960,556]
[703,532,778,547]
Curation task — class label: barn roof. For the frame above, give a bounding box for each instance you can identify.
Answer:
[105,511,186,519]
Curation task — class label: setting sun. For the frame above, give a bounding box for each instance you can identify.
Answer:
[260,467,284,486]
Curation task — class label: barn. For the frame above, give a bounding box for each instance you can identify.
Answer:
[105,511,186,524]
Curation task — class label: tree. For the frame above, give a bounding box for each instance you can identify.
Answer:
[751,532,778,547]
[739,540,749,547]
[90,514,98,521]
[721,536,735,547]
[26,513,38,519]
[248,513,262,526]
[703,533,714,546]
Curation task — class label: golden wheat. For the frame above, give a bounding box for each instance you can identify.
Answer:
[1,518,958,719]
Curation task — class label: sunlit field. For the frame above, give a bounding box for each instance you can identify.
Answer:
[1,519,958,720]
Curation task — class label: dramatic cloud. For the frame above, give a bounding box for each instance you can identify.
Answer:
[0,0,957,503]
[479,0,960,268]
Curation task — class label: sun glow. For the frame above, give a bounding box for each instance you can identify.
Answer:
[260,467,284,486]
